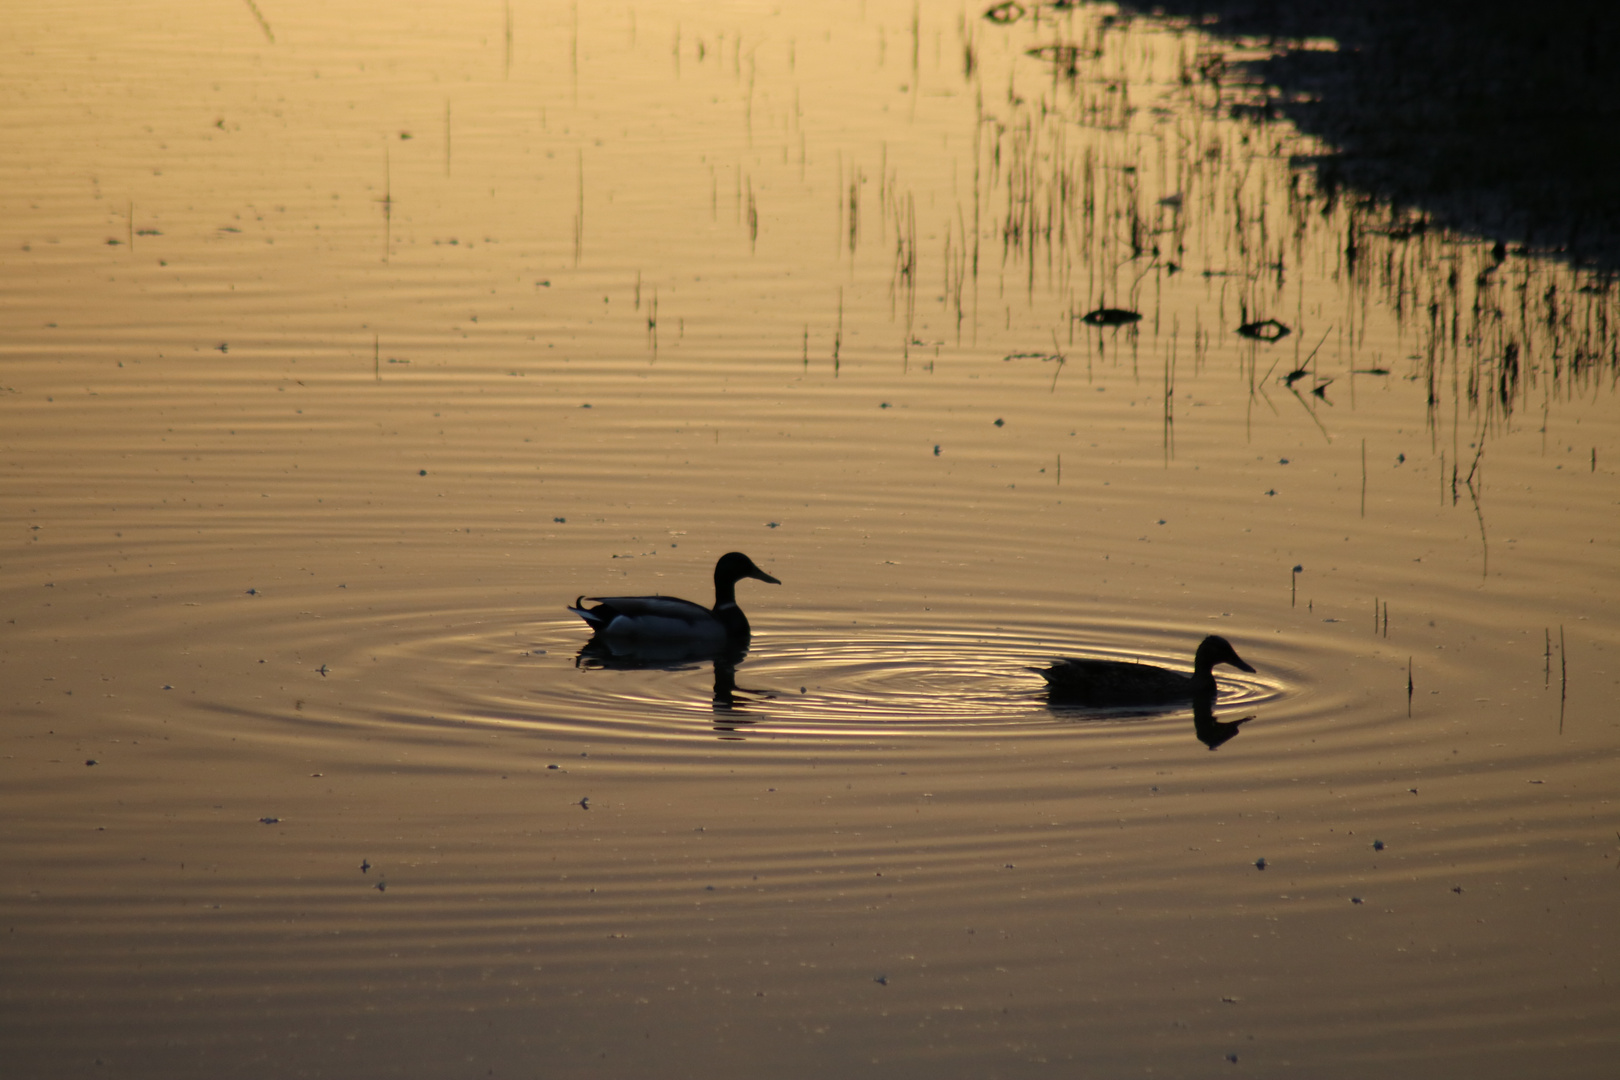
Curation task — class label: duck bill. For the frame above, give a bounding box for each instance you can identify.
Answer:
[749,568,782,585]
[1231,654,1256,673]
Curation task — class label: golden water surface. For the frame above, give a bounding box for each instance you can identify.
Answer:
[3,2,1618,1076]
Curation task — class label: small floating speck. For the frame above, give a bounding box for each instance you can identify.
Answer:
[1350,896,1363,904]
[874,974,888,985]
[1079,307,1142,326]
[1237,318,1290,341]
[85,759,97,767]
[1373,840,1385,851]
[1254,857,1267,870]
[259,816,280,825]
[993,418,1004,427]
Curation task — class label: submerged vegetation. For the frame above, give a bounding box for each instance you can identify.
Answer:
[881,0,1620,482]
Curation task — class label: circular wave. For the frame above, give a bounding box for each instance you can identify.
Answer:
[378,615,1290,743]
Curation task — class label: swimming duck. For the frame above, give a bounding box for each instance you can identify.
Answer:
[1036,634,1254,706]
[569,551,780,648]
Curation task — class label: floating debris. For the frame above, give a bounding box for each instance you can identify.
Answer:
[1238,318,1291,341]
[1026,44,1088,70]
[1079,307,1142,327]
[259,816,280,825]
[982,1,1024,25]
[1254,857,1267,870]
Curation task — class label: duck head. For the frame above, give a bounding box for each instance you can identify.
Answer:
[1193,634,1255,677]
[715,551,781,588]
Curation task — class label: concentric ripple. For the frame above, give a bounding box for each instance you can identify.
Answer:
[372,612,1290,743]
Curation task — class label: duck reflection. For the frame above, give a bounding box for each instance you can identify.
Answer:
[1044,689,1253,750]
[1190,695,1251,750]
[573,635,773,725]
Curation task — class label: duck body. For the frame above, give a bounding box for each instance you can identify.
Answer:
[1037,634,1254,707]
[569,552,779,651]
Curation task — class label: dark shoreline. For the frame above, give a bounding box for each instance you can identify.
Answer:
[1121,0,1620,271]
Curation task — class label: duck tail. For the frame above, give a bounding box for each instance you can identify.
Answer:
[568,596,606,630]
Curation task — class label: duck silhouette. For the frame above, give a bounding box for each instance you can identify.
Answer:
[1035,634,1255,707]
[569,552,779,650]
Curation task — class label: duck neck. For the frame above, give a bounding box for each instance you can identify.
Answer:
[713,572,739,610]
[712,573,750,636]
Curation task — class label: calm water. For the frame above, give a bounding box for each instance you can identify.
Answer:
[4,2,1618,1076]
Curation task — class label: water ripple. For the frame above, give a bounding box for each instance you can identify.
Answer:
[387,616,1292,744]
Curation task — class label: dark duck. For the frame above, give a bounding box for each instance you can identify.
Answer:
[569,552,780,650]
[1036,634,1255,707]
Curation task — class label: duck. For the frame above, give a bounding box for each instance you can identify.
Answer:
[1036,634,1254,706]
[569,551,780,649]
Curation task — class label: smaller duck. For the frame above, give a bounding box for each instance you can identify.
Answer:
[569,551,780,650]
[1037,634,1255,706]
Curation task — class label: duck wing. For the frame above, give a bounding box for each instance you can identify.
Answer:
[1037,658,1194,705]
[569,594,727,643]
